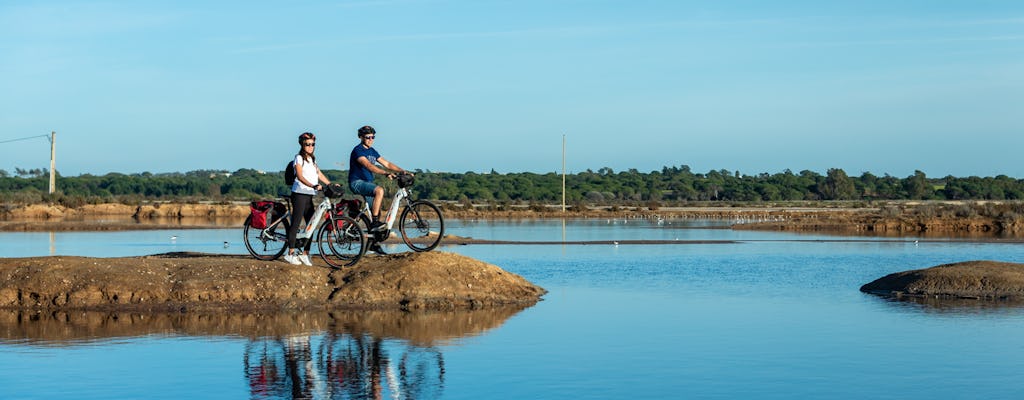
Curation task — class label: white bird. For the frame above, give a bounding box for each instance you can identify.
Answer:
[613,241,619,246]
[223,241,230,248]
[170,235,178,241]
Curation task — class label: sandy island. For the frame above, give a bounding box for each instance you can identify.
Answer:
[0,251,546,312]
[861,260,1024,300]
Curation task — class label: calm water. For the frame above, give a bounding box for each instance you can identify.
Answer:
[2,219,1024,399]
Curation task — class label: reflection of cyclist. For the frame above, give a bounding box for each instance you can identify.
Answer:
[286,132,332,266]
[348,125,410,255]
[243,331,446,399]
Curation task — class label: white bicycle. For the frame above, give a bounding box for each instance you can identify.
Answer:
[338,173,445,252]
[244,184,367,267]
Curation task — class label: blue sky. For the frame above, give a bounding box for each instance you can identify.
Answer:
[1,1,1022,178]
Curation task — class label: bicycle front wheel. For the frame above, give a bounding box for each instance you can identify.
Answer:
[317,215,366,268]
[243,215,289,261]
[399,200,444,252]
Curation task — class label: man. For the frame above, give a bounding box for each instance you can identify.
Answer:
[348,125,410,254]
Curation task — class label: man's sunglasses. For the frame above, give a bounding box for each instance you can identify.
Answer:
[363,135,375,140]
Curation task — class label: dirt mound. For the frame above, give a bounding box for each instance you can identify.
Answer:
[0,252,545,311]
[3,203,249,220]
[860,260,1024,300]
[80,203,138,215]
[327,251,545,309]
[737,213,1024,236]
[7,204,67,219]
[133,203,249,218]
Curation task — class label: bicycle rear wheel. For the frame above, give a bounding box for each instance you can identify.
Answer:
[244,215,289,260]
[399,200,444,252]
[317,215,366,268]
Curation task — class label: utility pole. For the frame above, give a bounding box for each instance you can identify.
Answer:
[561,134,566,213]
[48,131,56,194]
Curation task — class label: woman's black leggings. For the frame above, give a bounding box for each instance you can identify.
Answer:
[286,192,315,252]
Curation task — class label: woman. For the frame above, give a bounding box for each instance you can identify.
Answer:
[284,132,332,266]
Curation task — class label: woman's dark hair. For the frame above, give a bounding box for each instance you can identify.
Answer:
[298,132,316,163]
[358,125,375,137]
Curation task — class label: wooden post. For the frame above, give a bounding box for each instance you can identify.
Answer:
[561,134,566,213]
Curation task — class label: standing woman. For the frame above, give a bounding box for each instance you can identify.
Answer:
[284,132,332,266]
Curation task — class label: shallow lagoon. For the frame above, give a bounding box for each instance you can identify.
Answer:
[2,219,1024,399]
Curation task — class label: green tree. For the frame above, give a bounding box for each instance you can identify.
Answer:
[818,168,857,200]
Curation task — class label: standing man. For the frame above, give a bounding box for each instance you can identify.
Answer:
[348,125,410,254]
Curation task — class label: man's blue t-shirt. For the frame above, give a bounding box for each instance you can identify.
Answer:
[349,144,381,183]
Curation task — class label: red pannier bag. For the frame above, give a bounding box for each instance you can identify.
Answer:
[249,201,275,229]
[328,199,363,231]
[333,199,362,218]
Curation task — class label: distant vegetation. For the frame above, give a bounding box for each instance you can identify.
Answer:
[2,166,1023,208]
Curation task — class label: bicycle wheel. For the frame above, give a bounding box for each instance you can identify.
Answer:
[399,200,444,252]
[317,215,366,268]
[244,215,289,260]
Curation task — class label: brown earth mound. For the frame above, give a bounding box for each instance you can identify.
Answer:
[2,203,250,220]
[860,260,1024,300]
[0,252,546,311]
[736,212,1024,236]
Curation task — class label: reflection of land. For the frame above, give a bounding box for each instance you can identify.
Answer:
[867,295,1024,314]
[0,306,528,346]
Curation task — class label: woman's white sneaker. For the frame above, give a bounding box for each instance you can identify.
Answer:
[283,253,302,265]
[298,254,313,266]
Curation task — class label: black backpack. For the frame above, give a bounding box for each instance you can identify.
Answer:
[284,160,296,186]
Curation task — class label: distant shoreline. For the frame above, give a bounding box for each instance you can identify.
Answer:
[1,201,1022,238]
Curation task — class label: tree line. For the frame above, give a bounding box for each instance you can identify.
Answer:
[2,166,1023,207]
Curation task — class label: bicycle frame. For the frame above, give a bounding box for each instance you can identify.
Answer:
[362,187,410,232]
[295,197,333,243]
[259,196,335,247]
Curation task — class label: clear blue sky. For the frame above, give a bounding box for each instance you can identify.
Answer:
[2,1,1022,178]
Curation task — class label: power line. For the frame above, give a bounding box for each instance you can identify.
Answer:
[0,134,51,145]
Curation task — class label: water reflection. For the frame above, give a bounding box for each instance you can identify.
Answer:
[245,332,445,399]
[0,307,526,399]
[865,294,1024,315]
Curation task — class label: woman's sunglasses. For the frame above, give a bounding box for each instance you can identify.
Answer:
[303,142,316,147]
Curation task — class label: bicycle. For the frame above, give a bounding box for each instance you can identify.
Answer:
[341,173,445,253]
[243,184,367,268]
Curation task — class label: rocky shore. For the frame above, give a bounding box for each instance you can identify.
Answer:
[0,251,546,312]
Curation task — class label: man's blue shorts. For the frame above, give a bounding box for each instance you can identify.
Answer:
[349,180,378,198]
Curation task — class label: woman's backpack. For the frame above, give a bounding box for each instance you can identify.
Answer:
[284,160,295,186]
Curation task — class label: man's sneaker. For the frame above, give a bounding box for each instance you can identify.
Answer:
[369,243,388,255]
[283,253,302,265]
[298,253,313,266]
[369,220,386,232]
